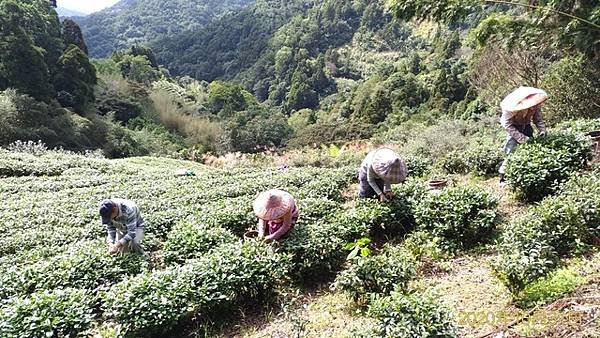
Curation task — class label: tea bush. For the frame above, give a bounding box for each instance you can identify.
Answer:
[495,172,600,293]
[162,223,238,264]
[366,290,458,338]
[0,288,96,338]
[415,186,498,251]
[103,241,291,337]
[505,132,591,201]
[442,142,503,177]
[403,154,432,177]
[0,241,148,299]
[333,245,418,301]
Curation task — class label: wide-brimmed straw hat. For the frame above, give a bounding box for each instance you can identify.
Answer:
[500,86,548,113]
[372,148,407,184]
[253,189,294,221]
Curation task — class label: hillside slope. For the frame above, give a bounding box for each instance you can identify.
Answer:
[75,0,256,58]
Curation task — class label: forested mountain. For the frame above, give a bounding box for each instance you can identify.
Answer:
[75,0,256,58]
[56,7,86,17]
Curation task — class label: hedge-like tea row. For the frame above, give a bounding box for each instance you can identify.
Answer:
[0,241,148,299]
[0,288,96,338]
[505,132,591,201]
[103,241,290,337]
[415,186,498,251]
[280,182,425,281]
[333,245,418,301]
[495,172,600,293]
[162,223,237,264]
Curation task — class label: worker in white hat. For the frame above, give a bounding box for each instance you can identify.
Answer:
[253,189,299,242]
[498,86,548,185]
[358,148,407,202]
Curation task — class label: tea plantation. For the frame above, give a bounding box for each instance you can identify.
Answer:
[0,129,599,337]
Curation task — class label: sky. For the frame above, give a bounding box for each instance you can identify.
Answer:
[58,0,120,14]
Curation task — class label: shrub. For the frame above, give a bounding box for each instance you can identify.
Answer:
[541,55,600,125]
[415,186,498,251]
[505,132,591,201]
[0,241,148,299]
[103,241,290,337]
[403,154,432,177]
[0,288,96,338]
[194,198,256,236]
[162,223,237,265]
[366,290,458,338]
[333,245,418,301]
[494,216,559,293]
[442,142,503,177]
[553,118,600,136]
[495,172,600,293]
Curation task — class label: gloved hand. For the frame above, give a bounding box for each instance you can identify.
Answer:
[539,131,547,138]
[384,191,394,200]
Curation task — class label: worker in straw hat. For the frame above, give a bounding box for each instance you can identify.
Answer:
[498,86,548,185]
[253,189,299,242]
[358,147,407,202]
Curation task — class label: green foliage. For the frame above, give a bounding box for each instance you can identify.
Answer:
[442,141,503,177]
[541,55,600,125]
[515,268,584,308]
[0,288,96,338]
[505,132,591,201]
[334,245,418,301]
[403,154,432,177]
[162,223,238,265]
[0,1,54,101]
[0,90,95,149]
[415,186,498,251]
[344,237,372,260]
[495,172,600,293]
[76,0,255,58]
[0,241,148,299]
[366,290,458,338]
[53,45,97,113]
[103,241,290,337]
[61,19,88,55]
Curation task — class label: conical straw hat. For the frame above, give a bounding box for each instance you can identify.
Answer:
[500,86,548,113]
[253,189,294,220]
[372,148,407,184]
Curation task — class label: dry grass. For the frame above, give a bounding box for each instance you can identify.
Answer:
[150,90,222,147]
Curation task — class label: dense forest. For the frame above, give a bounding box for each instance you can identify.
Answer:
[74,0,256,58]
[1,0,599,158]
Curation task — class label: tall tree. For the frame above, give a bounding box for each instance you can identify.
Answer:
[0,0,53,101]
[62,19,88,55]
[53,45,97,113]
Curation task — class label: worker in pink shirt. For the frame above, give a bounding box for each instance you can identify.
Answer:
[253,189,299,242]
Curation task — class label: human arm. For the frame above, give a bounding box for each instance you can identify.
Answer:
[106,223,116,244]
[531,106,546,135]
[367,166,384,197]
[117,207,138,246]
[257,218,267,237]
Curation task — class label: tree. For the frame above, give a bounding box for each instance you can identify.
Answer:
[208,81,248,118]
[389,0,600,57]
[0,19,52,101]
[53,45,97,113]
[62,19,88,55]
